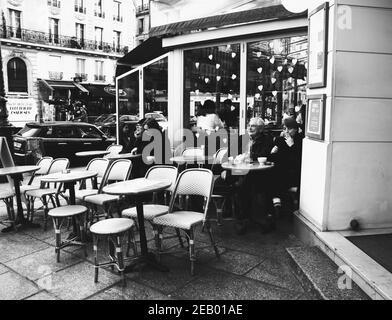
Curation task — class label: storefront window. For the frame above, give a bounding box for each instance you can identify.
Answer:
[184,43,241,131]
[246,36,308,130]
[143,57,168,132]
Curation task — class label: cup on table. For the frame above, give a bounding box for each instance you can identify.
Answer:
[228,156,234,165]
[257,157,267,165]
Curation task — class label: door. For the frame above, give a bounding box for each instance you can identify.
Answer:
[77,125,108,152]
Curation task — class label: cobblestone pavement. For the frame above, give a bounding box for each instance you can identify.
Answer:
[0,172,318,300]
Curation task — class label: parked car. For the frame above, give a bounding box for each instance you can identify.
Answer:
[95,114,139,137]
[13,122,116,166]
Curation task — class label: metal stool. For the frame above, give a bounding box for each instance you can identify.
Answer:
[90,218,137,287]
[0,191,17,231]
[48,205,88,262]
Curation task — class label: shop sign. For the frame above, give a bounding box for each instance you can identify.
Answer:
[7,98,37,126]
[306,94,326,141]
[104,86,127,96]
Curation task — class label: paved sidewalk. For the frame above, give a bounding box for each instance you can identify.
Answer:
[0,175,316,300]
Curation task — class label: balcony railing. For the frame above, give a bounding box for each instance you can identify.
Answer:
[0,26,129,55]
[113,15,123,22]
[94,11,105,18]
[75,73,88,81]
[94,75,106,81]
[49,71,63,80]
[136,3,149,13]
[74,5,86,14]
[48,0,61,8]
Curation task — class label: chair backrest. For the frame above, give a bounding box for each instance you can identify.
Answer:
[145,165,178,192]
[84,158,110,189]
[212,148,228,166]
[105,144,123,157]
[35,157,53,175]
[169,168,214,218]
[101,159,132,187]
[48,158,70,174]
[182,148,204,158]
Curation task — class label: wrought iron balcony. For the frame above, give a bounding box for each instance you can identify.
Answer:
[0,26,129,55]
[136,3,149,14]
[113,15,123,22]
[94,11,105,18]
[49,71,63,80]
[75,73,88,81]
[48,0,61,8]
[74,5,86,14]
[94,75,106,81]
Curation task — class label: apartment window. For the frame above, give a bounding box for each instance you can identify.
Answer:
[7,58,28,92]
[75,0,86,13]
[48,18,59,44]
[8,9,22,38]
[48,0,61,8]
[95,0,104,17]
[75,23,85,45]
[138,18,144,35]
[113,31,121,52]
[95,27,103,49]
[113,1,121,21]
[95,61,105,81]
[48,55,62,80]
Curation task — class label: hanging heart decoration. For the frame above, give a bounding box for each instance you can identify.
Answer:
[195,89,200,95]
[258,85,264,91]
[255,93,261,99]
[288,66,294,74]
[223,138,228,144]
[231,106,235,111]
[231,52,237,58]
[208,54,213,60]
[292,58,298,65]
[271,78,277,84]
[231,74,237,80]
[256,52,262,58]
[277,66,283,72]
[284,59,288,65]
[257,67,263,74]
[269,56,275,64]
[216,63,221,69]
[228,94,233,99]
[205,77,210,83]
[216,76,221,81]
[195,62,200,69]
[288,77,293,83]
[272,91,278,97]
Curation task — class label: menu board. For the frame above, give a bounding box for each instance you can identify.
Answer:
[308,3,329,88]
[306,95,325,141]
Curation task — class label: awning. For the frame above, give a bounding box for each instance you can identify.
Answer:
[149,5,307,38]
[115,37,169,76]
[38,79,89,93]
[81,84,116,99]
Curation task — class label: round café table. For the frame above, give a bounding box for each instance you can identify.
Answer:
[170,155,214,168]
[103,178,172,273]
[105,153,141,163]
[0,165,40,233]
[221,161,274,176]
[75,150,110,158]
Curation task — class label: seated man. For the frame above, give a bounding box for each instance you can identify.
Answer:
[267,117,304,229]
[230,117,274,234]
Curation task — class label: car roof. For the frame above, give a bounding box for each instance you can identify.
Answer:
[26,122,96,127]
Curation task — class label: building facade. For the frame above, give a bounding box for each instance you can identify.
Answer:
[0,0,135,127]
[135,0,150,45]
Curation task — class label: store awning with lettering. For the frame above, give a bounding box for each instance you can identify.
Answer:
[38,79,89,93]
[149,4,306,38]
[81,84,116,99]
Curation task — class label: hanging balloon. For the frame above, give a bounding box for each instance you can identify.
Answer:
[288,66,294,74]
[255,93,261,99]
[292,58,298,65]
[231,74,237,80]
[195,62,200,69]
[216,76,221,82]
[231,52,237,58]
[205,77,210,83]
[272,91,278,97]
[256,52,262,58]
[271,78,277,84]
[269,56,275,64]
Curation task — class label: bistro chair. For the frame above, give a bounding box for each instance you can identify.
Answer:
[25,158,70,230]
[83,159,133,223]
[121,165,181,248]
[48,205,89,262]
[90,218,138,287]
[0,190,17,231]
[152,168,219,276]
[104,144,123,158]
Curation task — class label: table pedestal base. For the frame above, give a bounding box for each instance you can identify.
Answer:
[124,252,169,273]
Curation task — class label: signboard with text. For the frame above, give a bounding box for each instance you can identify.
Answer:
[7,98,38,127]
[306,94,326,141]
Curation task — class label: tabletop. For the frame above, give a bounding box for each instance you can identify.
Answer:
[221,161,274,172]
[170,155,214,164]
[0,165,40,177]
[103,178,171,196]
[105,153,141,160]
[75,150,110,157]
[40,170,98,183]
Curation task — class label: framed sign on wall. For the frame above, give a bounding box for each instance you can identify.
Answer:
[306,94,326,141]
[308,2,329,89]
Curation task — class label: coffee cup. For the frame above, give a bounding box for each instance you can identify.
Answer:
[258,157,267,165]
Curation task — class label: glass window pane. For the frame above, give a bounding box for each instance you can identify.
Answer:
[184,43,241,132]
[246,36,308,134]
[143,57,168,132]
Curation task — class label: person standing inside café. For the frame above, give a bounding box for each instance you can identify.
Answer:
[267,117,304,229]
[196,100,224,133]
